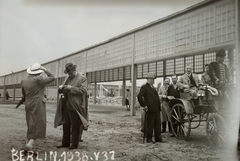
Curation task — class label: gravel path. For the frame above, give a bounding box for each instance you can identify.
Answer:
[0,103,238,161]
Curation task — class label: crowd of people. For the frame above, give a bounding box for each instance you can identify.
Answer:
[15,48,231,155]
[137,49,231,143]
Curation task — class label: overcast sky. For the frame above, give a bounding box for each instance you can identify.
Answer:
[0,0,204,76]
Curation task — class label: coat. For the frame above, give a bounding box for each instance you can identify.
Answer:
[137,83,161,113]
[177,73,202,99]
[159,85,170,122]
[167,84,180,98]
[177,73,202,89]
[54,72,88,129]
[21,70,55,139]
[209,62,229,88]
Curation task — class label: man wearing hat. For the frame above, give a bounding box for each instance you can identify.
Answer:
[55,62,88,149]
[20,63,55,152]
[209,49,229,89]
[137,72,164,143]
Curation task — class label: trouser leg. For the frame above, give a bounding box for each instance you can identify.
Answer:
[62,107,71,146]
[68,110,80,146]
[79,125,83,141]
[168,121,172,133]
[162,121,166,132]
[154,112,162,141]
[146,112,154,141]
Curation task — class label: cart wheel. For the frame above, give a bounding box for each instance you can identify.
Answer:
[206,113,227,147]
[170,103,191,140]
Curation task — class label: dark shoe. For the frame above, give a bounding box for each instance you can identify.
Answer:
[170,133,175,137]
[20,146,36,156]
[79,139,83,142]
[20,148,29,156]
[155,139,165,143]
[68,145,78,149]
[161,130,166,133]
[146,140,153,143]
[56,144,70,148]
[146,138,153,143]
[155,136,165,143]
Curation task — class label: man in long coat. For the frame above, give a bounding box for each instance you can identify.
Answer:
[21,63,55,150]
[137,72,164,143]
[55,62,88,149]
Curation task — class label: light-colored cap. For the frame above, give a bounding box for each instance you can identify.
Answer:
[27,63,44,75]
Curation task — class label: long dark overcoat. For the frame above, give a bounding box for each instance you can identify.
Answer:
[21,70,55,139]
[54,73,88,129]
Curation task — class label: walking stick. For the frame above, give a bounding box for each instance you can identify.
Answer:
[143,108,148,143]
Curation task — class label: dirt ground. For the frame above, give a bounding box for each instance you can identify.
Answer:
[0,102,239,161]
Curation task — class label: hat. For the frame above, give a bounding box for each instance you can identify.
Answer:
[171,75,177,79]
[27,63,44,75]
[64,62,77,74]
[216,49,226,57]
[146,72,156,79]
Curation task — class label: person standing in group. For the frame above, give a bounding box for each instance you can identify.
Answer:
[201,64,212,86]
[159,78,171,134]
[209,49,229,89]
[20,63,55,151]
[55,62,88,149]
[137,72,164,143]
[208,49,231,108]
[125,89,131,111]
[167,75,180,137]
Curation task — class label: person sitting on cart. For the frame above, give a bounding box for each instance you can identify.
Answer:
[201,64,212,86]
[177,65,202,100]
[167,75,180,99]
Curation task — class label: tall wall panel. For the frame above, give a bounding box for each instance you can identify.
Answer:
[135,31,146,61]
[175,17,192,52]
[192,8,215,48]
[146,26,158,59]
[216,1,235,43]
[158,23,175,56]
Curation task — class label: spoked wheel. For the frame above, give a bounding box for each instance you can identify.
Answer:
[206,113,227,147]
[170,103,191,140]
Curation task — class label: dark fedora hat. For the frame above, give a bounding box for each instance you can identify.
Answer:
[216,49,226,57]
[146,72,156,79]
[64,62,77,74]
